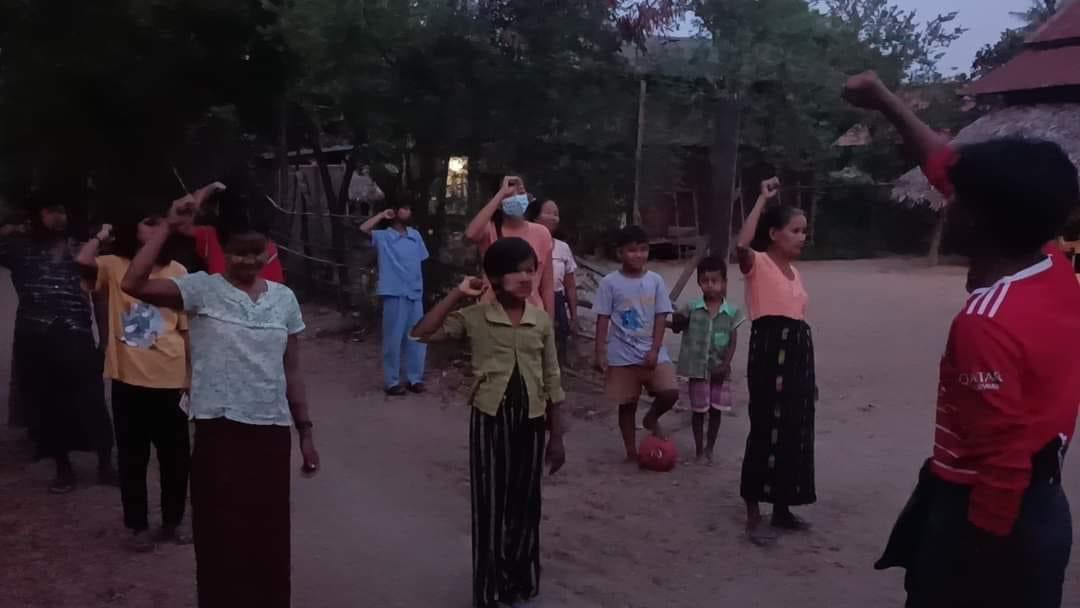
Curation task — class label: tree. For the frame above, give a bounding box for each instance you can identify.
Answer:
[0,1,288,210]
[971,0,1064,77]
[1010,0,1062,27]
[972,29,1026,77]
[814,0,966,81]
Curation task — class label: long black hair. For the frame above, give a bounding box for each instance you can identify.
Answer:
[109,214,176,266]
[750,205,805,252]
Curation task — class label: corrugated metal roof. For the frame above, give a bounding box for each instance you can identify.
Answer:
[1030,0,1080,44]
[964,44,1080,95]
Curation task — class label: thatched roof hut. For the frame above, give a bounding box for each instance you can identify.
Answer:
[891,104,1080,210]
[891,0,1080,210]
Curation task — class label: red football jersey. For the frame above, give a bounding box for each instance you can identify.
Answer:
[932,250,1080,535]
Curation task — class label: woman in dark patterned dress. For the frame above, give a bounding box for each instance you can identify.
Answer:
[734,177,816,545]
[0,195,114,493]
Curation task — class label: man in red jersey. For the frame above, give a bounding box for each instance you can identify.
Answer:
[846,71,1080,608]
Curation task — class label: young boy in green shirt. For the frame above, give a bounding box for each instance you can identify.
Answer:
[672,256,745,463]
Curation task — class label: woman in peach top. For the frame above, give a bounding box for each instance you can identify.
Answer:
[734,177,815,546]
[464,176,555,318]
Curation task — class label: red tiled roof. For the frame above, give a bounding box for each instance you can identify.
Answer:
[965,44,1080,95]
[1030,1,1080,45]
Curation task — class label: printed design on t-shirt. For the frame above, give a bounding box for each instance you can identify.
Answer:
[618,308,645,332]
[120,302,165,348]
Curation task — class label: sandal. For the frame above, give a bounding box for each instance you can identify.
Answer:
[156,524,193,545]
[771,512,812,532]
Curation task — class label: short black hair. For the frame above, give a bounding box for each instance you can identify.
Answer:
[483,237,538,282]
[697,255,727,281]
[615,225,649,249]
[751,205,805,252]
[950,138,1079,256]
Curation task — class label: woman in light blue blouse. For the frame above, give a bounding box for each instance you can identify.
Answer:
[122,188,319,608]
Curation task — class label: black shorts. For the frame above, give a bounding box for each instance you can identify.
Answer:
[879,462,1072,608]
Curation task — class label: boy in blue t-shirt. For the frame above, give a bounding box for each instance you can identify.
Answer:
[360,202,429,396]
[594,225,679,461]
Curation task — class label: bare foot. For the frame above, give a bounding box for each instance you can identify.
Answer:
[705,453,715,466]
[747,518,777,547]
[642,413,665,438]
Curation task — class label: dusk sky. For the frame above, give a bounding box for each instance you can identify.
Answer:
[898,0,1028,74]
[678,1,1031,75]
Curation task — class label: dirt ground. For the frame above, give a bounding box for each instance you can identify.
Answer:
[1,259,1078,608]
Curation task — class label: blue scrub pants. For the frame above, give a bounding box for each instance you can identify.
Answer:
[382,296,427,389]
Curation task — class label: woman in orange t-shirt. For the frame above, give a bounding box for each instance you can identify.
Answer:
[734,177,815,546]
[464,175,555,318]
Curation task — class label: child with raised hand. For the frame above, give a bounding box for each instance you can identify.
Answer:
[672,255,744,464]
[411,236,566,608]
[359,201,429,396]
[594,225,679,462]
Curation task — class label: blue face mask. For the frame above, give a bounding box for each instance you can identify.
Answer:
[501,194,530,218]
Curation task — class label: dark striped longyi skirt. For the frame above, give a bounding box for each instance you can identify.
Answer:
[740,315,817,507]
[471,367,547,608]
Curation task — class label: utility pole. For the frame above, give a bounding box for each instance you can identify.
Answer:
[632,78,648,226]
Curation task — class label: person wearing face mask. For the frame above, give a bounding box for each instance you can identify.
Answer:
[464,175,555,318]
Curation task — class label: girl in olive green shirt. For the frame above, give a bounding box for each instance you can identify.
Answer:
[412,236,565,608]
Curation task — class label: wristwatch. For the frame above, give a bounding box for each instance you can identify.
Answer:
[295,420,314,432]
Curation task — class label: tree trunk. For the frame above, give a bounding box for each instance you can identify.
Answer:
[274,97,289,205]
[632,78,648,226]
[927,211,946,266]
[428,156,451,257]
[708,97,740,258]
[299,170,314,283]
[308,121,349,294]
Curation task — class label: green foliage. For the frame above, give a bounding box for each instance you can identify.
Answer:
[0,0,967,263]
[815,0,966,82]
[0,0,286,202]
[1009,0,1062,28]
[972,0,1063,78]
[686,0,964,173]
[972,29,1026,78]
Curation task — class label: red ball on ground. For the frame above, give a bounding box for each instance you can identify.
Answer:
[638,435,678,472]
